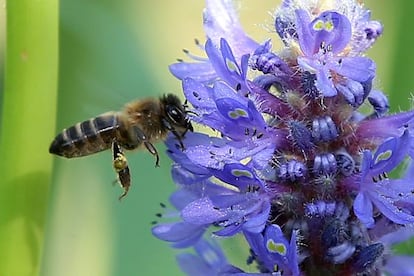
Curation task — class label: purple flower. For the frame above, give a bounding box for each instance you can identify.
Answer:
[176,239,231,275]
[152,0,414,275]
[352,130,414,228]
[244,225,300,275]
[152,185,208,248]
[378,225,414,275]
[295,9,376,98]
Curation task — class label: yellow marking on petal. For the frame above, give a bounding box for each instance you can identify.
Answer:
[324,20,334,31]
[231,169,253,178]
[375,150,392,164]
[266,239,287,255]
[226,58,240,74]
[228,108,248,119]
[313,19,325,30]
[313,19,334,32]
[210,176,240,192]
[240,156,251,165]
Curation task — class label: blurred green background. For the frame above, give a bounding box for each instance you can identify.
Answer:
[0,0,414,275]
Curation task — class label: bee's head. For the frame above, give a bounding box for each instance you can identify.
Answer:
[161,94,194,133]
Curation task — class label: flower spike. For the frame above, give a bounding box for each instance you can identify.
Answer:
[153,0,414,274]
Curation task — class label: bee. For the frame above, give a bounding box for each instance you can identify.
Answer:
[49,93,193,200]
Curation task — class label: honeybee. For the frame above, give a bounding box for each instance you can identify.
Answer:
[49,94,193,200]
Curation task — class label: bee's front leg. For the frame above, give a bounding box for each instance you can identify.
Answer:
[161,118,185,150]
[112,140,131,200]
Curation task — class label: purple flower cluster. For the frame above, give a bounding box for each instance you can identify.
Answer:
[153,0,414,274]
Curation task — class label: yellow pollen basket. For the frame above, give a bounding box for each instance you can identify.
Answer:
[113,154,128,172]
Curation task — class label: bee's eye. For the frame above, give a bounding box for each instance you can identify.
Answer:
[167,106,184,123]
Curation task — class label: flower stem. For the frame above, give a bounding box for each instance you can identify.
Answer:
[0,0,58,275]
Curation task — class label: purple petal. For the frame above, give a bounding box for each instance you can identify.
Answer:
[182,197,227,224]
[210,163,263,190]
[152,222,205,247]
[220,38,242,76]
[205,39,238,88]
[315,67,337,97]
[182,77,216,110]
[177,253,212,276]
[403,160,414,180]
[243,201,270,233]
[368,90,389,116]
[336,79,365,107]
[354,19,383,53]
[185,144,229,169]
[357,110,414,139]
[194,239,227,267]
[370,191,414,225]
[214,223,244,236]
[263,224,300,275]
[295,9,316,56]
[311,11,351,54]
[166,134,216,174]
[209,194,247,209]
[169,61,217,83]
[213,80,241,100]
[176,238,230,275]
[203,0,259,61]
[216,97,252,124]
[248,143,277,170]
[171,164,210,186]
[288,230,300,276]
[354,192,375,228]
[379,224,414,246]
[371,130,410,175]
[383,255,414,276]
[296,10,351,55]
[264,224,288,250]
[333,57,376,83]
[215,97,266,130]
[204,39,247,88]
[169,187,204,210]
[360,150,373,179]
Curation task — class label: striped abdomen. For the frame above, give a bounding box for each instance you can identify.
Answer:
[49,112,124,158]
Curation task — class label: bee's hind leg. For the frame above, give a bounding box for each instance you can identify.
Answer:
[112,140,131,200]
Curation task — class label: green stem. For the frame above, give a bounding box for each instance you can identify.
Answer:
[0,0,58,275]
[387,1,414,111]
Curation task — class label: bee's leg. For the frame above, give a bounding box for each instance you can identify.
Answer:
[132,126,160,167]
[112,140,131,200]
[161,118,185,150]
[144,141,160,167]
